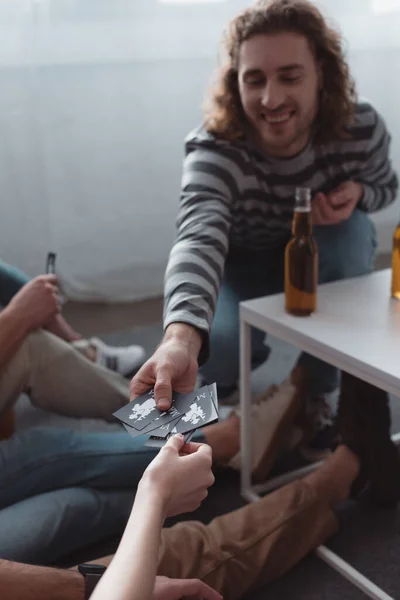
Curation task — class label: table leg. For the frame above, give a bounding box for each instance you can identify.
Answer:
[316,546,394,600]
[252,461,323,495]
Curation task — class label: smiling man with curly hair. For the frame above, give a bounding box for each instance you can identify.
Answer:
[132,0,398,458]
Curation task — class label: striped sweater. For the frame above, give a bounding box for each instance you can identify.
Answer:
[164,100,398,362]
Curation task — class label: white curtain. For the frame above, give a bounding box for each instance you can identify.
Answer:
[1,0,399,301]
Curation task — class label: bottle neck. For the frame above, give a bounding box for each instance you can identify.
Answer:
[292,209,312,236]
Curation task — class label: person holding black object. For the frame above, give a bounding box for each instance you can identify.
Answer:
[0,256,146,377]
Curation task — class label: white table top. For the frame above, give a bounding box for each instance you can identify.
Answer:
[240,269,400,396]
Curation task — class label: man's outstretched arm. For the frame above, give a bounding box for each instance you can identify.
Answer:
[0,559,84,600]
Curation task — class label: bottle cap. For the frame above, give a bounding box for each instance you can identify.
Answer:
[295,187,311,211]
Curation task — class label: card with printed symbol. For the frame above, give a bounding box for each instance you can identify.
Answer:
[171,386,211,418]
[116,384,219,448]
[173,387,217,434]
[113,389,182,430]
[145,385,218,447]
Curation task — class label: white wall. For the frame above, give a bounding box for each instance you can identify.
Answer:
[1,0,400,300]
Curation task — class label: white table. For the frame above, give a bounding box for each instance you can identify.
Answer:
[239,269,399,600]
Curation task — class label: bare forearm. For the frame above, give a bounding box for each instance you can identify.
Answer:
[164,322,203,359]
[0,559,84,600]
[45,314,82,342]
[0,307,30,369]
[91,486,164,600]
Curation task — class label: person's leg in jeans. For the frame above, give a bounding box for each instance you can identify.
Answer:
[0,427,174,509]
[0,487,135,564]
[201,210,376,399]
[0,260,30,306]
[200,247,284,398]
[0,329,208,560]
[0,329,206,502]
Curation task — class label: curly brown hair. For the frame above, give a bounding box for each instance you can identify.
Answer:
[204,0,357,144]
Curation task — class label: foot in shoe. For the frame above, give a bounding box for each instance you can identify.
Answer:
[295,393,337,462]
[227,375,305,482]
[90,337,146,377]
[337,372,400,505]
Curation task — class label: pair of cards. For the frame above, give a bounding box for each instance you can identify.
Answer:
[113,384,218,448]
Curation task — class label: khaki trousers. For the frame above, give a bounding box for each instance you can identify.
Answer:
[0,330,130,420]
[157,479,337,600]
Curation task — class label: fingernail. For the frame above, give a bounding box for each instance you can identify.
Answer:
[158,398,169,411]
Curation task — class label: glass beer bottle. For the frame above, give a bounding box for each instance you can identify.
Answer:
[391,222,400,299]
[285,187,318,316]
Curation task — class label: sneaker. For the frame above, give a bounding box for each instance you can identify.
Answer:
[337,372,400,505]
[90,337,146,377]
[227,371,306,482]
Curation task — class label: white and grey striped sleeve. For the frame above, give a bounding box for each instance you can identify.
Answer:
[358,108,398,212]
[163,145,236,363]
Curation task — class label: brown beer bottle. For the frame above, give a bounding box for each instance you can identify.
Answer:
[391,222,400,299]
[285,187,318,316]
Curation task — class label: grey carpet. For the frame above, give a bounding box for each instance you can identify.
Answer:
[15,322,400,598]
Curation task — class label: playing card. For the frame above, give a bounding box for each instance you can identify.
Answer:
[177,384,218,443]
[145,385,219,447]
[113,389,182,430]
[122,415,182,439]
[208,382,218,413]
[144,426,194,448]
[173,386,218,434]
[141,415,182,438]
[183,429,196,443]
[144,435,171,448]
[172,386,211,417]
[118,384,219,449]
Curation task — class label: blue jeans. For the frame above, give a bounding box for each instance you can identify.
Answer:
[0,260,30,306]
[200,210,377,396]
[0,426,204,564]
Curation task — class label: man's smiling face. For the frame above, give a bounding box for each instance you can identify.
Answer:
[238,31,321,158]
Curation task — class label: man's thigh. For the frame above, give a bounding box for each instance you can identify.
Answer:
[211,247,285,334]
[315,209,377,283]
